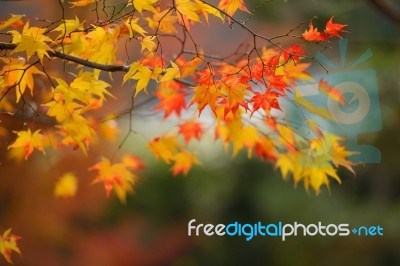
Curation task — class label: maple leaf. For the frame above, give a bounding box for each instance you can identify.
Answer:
[0,229,21,264]
[324,16,348,38]
[171,150,200,175]
[61,31,89,56]
[10,22,53,62]
[155,85,187,118]
[267,74,287,92]
[318,79,345,105]
[8,129,45,159]
[0,57,43,102]
[302,21,329,42]
[123,62,153,96]
[294,93,336,121]
[176,57,203,78]
[130,0,158,13]
[99,119,120,142]
[148,135,179,163]
[53,17,83,39]
[190,85,220,114]
[178,120,204,144]
[221,81,248,109]
[44,94,83,123]
[146,8,178,34]
[218,0,250,17]
[275,153,297,180]
[175,0,201,29]
[54,173,78,198]
[0,14,24,30]
[250,90,280,116]
[140,36,157,52]
[160,61,181,82]
[89,156,142,202]
[124,18,146,38]
[254,136,277,161]
[282,45,305,63]
[56,114,94,156]
[277,60,312,84]
[69,0,96,7]
[85,27,117,68]
[195,0,224,22]
[216,117,259,156]
[122,155,145,170]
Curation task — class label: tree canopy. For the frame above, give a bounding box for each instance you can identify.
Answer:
[0,0,351,263]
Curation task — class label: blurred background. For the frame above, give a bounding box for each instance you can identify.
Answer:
[0,0,400,265]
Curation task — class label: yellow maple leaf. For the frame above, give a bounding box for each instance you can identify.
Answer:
[175,0,201,28]
[140,35,157,53]
[85,27,117,72]
[8,128,45,159]
[302,167,340,195]
[53,17,83,39]
[0,228,21,264]
[62,32,89,56]
[216,117,259,156]
[123,62,153,96]
[99,119,120,142]
[54,173,78,198]
[0,14,23,30]
[130,0,158,13]
[195,0,224,22]
[10,22,53,62]
[146,9,178,34]
[148,135,179,163]
[171,150,200,175]
[160,61,180,82]
[221,81,248,108]
[124,18,147,38]
[295,96,336,121]
[69,0,96,7]
[0,57,43,102]
[44,93,83,123]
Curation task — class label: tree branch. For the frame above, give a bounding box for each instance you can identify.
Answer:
[0,42,196,87]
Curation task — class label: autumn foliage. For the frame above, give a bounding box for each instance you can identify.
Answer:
[0,0,350,263]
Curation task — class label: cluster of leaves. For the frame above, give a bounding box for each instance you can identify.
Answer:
[0,0,350,262]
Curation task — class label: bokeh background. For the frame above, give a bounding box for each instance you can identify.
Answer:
[0,0,400,265]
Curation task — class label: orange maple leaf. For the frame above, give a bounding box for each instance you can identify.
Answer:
[89,156,142,202]
[178,120,204,144]
[318,79,345,105]
[155,81,187,118]
[218,0,250,17]
[302,21,329,42]
[324,16,348,38]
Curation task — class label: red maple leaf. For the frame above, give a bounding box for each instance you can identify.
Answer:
[283,45,305,63]
[324,16,348,38]
[178,120,204,144]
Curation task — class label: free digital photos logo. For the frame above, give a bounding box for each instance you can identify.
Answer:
[288,39,382,163]
[188,219,384,241]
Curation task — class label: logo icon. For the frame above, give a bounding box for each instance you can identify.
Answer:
[287,39,382,163]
